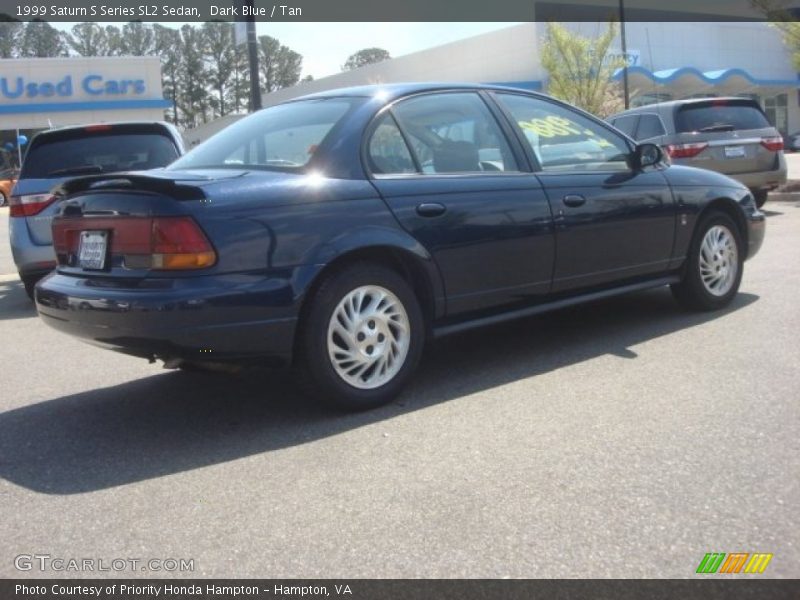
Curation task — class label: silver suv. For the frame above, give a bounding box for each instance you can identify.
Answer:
[608,98,786,207]
[9,122,184,298]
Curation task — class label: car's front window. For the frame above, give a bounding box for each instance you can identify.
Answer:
[497,93,631,172]
[170,98,361,172]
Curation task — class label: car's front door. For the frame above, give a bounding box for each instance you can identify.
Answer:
[367,92,555,316]
[493,92,677,293]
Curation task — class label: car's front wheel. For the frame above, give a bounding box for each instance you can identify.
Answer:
[296,262,424,410]
[671,211,743,311]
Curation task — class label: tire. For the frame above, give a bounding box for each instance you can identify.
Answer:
[295,262,424,410]
[671,211,743,311]
[0,191,7,207]
[753,190,768,208]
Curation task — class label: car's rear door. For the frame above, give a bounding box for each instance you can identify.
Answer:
[367,91,555,316]
[492,92,676,293]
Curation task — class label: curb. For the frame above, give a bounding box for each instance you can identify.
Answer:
[768,192,800,202]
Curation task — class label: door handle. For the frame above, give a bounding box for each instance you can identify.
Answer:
[416,203,447,217]
[562,194,586,208]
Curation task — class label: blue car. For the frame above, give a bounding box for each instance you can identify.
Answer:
[36,84,765,409]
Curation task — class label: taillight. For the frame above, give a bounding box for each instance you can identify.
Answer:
[150,217,216,269]
[9,194,57,217]
[52,216,216,271]
[664,143,708,159]
[760,136,783,152]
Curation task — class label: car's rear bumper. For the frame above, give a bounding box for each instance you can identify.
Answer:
[35,270,309,365]
[726,158,787,192]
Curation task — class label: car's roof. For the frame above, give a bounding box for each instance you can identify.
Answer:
[291,82,545,103]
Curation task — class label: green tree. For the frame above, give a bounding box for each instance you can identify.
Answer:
[203,22,236,117]
[226,48,251,114]
[20,21,67,57]
[175,24,209,127]
[258,35,303,94]
[118,22,156,56]
[540,21,625,117]
[0,22,23,58]
[66,23,110,57]
[751,0,800,69]
[342,47,391,71]
[154,24,182,124]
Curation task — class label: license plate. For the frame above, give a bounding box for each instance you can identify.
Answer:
[78,231,108,270]
[724,145,746,158]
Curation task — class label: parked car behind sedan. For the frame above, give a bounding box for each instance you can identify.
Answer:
[36,84,765,410]
[784,131,800,152]
[9,121,184,297]
[608,98,786,207]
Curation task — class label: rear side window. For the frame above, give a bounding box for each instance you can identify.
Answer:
[21,132,179,179]
[675,101,770,133]
[367,113,416,175]
[389,92,519,174]
[611,115,639,137]
[635,114,666,140]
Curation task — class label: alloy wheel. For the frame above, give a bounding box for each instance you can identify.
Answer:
[699,224,738,297]
[327,285,411,389]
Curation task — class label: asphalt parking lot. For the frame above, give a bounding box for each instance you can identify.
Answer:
[0,201,798,578]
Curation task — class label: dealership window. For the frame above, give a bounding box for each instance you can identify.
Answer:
[765,94,788,137]
[496,93,630,172]
[389,92,519,174]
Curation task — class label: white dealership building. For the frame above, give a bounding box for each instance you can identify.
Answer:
[258,21,797,138]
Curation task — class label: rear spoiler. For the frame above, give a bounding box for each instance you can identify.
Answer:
[53,172,207,201]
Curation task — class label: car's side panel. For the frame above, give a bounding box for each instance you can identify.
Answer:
[659,167,758,266]
[537,168,677,293]
[372,175,555,316]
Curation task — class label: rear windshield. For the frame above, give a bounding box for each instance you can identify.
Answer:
[675,101,770,133]
[169,98,361,172]
[21,131,180,179]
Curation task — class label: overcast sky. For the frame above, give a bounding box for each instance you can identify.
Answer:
[51,22,522,80]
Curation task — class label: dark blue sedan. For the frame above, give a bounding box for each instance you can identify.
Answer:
[36,83,765,409]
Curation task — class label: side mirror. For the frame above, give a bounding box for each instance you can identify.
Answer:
[635,143,664,169]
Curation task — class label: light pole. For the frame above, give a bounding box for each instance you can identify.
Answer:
[237,0,262,112]
[619,0,631,109]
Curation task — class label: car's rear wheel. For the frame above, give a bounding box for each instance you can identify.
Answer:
[0,191,7,207]
[753,189,768,208]
[296,262,424,410]
[671,211,743,311]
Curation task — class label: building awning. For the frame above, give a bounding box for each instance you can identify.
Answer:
[611,66,800,101]
[612,66,799,94]
[0,99,173,115]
